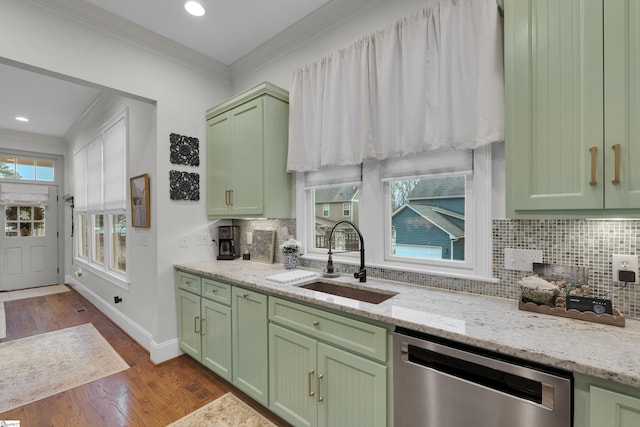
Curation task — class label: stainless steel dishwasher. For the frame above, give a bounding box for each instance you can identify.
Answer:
[394,328,572,427]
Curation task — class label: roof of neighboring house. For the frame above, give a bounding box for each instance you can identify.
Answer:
[407,176,464,200]
[394,203,465,239]
[315,186,359,203]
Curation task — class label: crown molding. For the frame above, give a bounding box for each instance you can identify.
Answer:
[229,0,384,85]
[32,0,231,85]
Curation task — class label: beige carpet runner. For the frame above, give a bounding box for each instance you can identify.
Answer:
[167,392,276,427]
[0,323,129,414]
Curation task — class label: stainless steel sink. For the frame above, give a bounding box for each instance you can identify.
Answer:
[298,281,397,304]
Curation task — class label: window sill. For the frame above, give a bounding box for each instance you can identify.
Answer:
[74,258,130,291]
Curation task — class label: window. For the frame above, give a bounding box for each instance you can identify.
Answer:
[4,205,45,237]
[298,147,493,278]
[0,155,55,182]
[73,110,128,283]
[322,204,330,217]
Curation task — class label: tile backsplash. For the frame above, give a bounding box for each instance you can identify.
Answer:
[234,218,640,319]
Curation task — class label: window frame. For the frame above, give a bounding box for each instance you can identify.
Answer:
[295,145,494,280]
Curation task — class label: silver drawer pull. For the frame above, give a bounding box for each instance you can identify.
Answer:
[308,370,315,396]
[313,321,320,327]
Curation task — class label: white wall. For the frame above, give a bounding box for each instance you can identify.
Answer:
[0,0,231,361]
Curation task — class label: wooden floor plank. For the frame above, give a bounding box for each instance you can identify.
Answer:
[0,285,289,427]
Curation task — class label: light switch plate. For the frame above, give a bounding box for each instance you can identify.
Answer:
[504,248,543,271]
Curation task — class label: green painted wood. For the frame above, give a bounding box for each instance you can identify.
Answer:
[202,278,232,305]
[268,297,387,363]
[317,342,387,427]
[177,289,202,360]
[232,287,269,406]
[229,98,264,215]
[206,112,232,216]
[205,82,292,219]
[268,323,317,427]
[505,0,604,214]
[590,386,640,427]
[176,271,201,294]
[574,372,640,426]
[201,298,232,382]
[604,0,640,208]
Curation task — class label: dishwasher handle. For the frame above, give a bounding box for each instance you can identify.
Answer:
[404,342,554,409]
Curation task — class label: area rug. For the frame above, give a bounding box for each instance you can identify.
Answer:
[0,284,70,302]
[167,392,276,427]
[0,323,129,414]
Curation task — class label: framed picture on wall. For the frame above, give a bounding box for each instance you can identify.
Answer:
[130,173,150,227]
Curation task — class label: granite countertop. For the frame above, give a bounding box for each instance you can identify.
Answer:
[175,259,640,388]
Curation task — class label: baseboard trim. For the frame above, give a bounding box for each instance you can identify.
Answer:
[64,275,182,363]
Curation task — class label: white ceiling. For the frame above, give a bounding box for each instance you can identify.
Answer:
[0,0,368,138]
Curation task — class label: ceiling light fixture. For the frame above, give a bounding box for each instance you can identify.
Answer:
[15,116,29,122]
[184,1,205,17]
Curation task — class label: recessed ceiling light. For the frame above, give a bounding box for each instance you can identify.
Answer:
[15,116,29,122]
[184,1,205,17]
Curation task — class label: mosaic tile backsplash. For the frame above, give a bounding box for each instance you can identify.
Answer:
[234,218,640,320]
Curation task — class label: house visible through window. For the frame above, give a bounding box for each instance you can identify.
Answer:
[312,185,360,251]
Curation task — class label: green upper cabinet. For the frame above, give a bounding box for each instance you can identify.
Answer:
[206,82,292,218]
[505,0,640,217]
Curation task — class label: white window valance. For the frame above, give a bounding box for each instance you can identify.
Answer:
[287,0,504,172]
[0,183,49,206]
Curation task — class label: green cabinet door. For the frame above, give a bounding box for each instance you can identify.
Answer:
[177,289,202,360]
[317,342,387,427]
[505,0,604,214]
[232,287,269,406]
[201,298,232,382]
[604,0,640,208]
[206,112,232,216]
[269,323,317,427]
[590,386,640,427]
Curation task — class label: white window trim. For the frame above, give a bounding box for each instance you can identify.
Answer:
[295,145,496,281]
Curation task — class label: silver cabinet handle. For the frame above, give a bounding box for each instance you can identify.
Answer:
[317,374,324,402]
[194,316,200,334]
[308,370,315,396]
[200,317,205,336]
[612,143,621,184]
[589,146,597,186]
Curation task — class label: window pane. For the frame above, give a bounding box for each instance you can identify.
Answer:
[34,207,45,221]
[19,207,32,221]
[5,206,17,221]
[36,159,55,181]
[390,176,465,261]
[94,214,104,265]
[20,222,32,237]
[0,156,15,178]
[78,215,88,258]
[5,222,17,237]
[313,186,360,251]
[16,158,35,180]
[111,214,126,273]
[34,221,45,236]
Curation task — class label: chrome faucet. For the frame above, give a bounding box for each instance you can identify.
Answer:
[326,220,366,282]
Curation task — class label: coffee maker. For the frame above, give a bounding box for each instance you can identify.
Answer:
[217,225,240,260]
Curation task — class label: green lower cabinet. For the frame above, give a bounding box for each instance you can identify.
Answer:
[201,298,232,382]
[575,372,640,427]
[269,323,387,427]
[233,287,269,406]
[177,288,202,359]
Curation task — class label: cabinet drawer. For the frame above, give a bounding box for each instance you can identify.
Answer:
[269,297,387,363]
[203,278,232,305]
[177,271,201,294]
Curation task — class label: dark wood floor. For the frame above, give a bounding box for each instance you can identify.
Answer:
[0,285,289,427]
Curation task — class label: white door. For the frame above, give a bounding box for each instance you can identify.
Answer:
[0,185,58,290]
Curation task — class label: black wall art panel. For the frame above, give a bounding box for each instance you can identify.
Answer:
[170,133,200,166]
[169,170,200,201]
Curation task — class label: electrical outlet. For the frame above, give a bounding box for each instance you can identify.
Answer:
[504,248,543,271]
[612,254,639,283]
